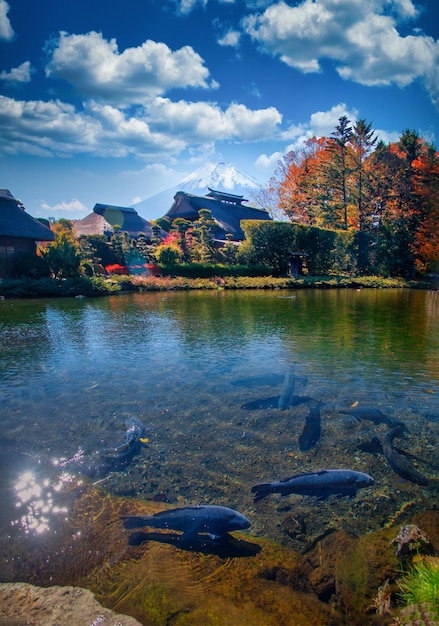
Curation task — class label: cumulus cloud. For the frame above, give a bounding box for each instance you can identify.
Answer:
[255,101,403,174]
[172,0,207,14]
[0,0,13,41]
[0,93,283,159]
[217,29,241,47]
[41,199,88,213]
[243,0,439,107]
[45,31,215,106]
[0,95,185,158]
[0,61,33,83]
[148,97,282,142]
[392,0,418,19]
[281,103,359,145]
[255,150,283,171]
[256,103,358,171]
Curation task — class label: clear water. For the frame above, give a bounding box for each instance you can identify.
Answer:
[0,288,438,570]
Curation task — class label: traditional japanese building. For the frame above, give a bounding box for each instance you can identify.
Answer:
[0,189,54,258]
[164,188,272,241]
[73,203,157,240]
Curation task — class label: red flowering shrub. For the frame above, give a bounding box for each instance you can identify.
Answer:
[105,264,129,275]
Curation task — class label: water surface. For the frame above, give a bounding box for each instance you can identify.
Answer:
[0,288,438,562]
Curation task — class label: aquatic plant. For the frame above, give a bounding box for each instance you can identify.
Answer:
[391,525,432,558]
[394,557,439,625]
[367,579,393,616]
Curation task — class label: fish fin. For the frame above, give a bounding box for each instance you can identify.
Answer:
[181,521,201,540]
[251,483,272,502]
[279,470,329,482]
[122,515,152,529]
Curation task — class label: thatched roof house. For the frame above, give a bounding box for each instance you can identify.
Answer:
[164,188,272,241]
[0,189,54,257]
[73,203,156,240]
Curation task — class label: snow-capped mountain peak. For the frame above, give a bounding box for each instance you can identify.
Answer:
[179,162,260,193]
[133,162,262,220]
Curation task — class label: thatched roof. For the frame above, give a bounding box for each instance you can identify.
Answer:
[165,190,272,240]
[73,203,155,239]
[0,189,54,241]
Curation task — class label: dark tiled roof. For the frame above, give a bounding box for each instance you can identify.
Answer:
[165,191,272,240]
[74,203,155,239]
[206,188,248,204]
[0,189,54,241]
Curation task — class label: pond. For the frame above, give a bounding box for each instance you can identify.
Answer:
[0,288,438,618]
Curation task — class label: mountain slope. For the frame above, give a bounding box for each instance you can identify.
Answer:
[133,162,262,220]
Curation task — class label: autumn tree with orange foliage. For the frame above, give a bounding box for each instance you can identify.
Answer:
[272,137,329,226]
[410,141,439,270]
[266,119,439,277]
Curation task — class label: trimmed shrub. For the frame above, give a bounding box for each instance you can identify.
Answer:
[158,263,271,278]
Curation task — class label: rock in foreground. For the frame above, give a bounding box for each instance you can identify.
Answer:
[0,583,142,626]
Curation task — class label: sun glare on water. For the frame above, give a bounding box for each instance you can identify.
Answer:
[12,470,74,535]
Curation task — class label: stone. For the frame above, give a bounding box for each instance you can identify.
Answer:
[0,583,142,626]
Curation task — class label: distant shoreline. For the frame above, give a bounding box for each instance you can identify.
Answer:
[0,274,437,299]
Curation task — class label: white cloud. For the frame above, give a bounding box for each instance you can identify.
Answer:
[392,0,418,19]
[0,61,33,83]
[256,103,361,171]
[218,29,241,47]
[0,0,13,41]
[177,0,207,14]
[45,31,215,106]
[148,97,282,142]
[41,199,88,213]
[226,102,282,140]
[281,103,358,145]
[243,0,439,108]
[373,128,401,144]
[255,101,405,175]
[255,150,283,171]
[0,95,185,158]
[0,93,283,159]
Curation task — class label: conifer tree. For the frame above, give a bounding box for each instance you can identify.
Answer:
[351,119,378,231]
[324,116,353,228]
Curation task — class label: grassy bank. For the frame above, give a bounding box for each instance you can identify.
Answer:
[0,273,435,298]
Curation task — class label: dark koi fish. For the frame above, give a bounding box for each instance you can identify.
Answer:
[122,505,251,540]
[251,469,374,503]
[381,425,429,486]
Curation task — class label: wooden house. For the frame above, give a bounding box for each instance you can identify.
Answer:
[0,189,54,258]
[73,203,157,240]
[164,188,272,241]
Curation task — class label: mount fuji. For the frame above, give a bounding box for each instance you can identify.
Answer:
[133,162,262,221]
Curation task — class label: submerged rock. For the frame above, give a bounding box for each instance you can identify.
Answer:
[0,583,141,625]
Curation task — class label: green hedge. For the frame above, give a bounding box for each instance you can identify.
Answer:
[0,276,120,298]
[240,220,372,276]
[158,262,272,278]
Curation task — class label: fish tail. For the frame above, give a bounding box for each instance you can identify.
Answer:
[122,515,153,529]
[251,483,273,503]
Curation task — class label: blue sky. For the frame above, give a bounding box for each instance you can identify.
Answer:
[1,0,438,220]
